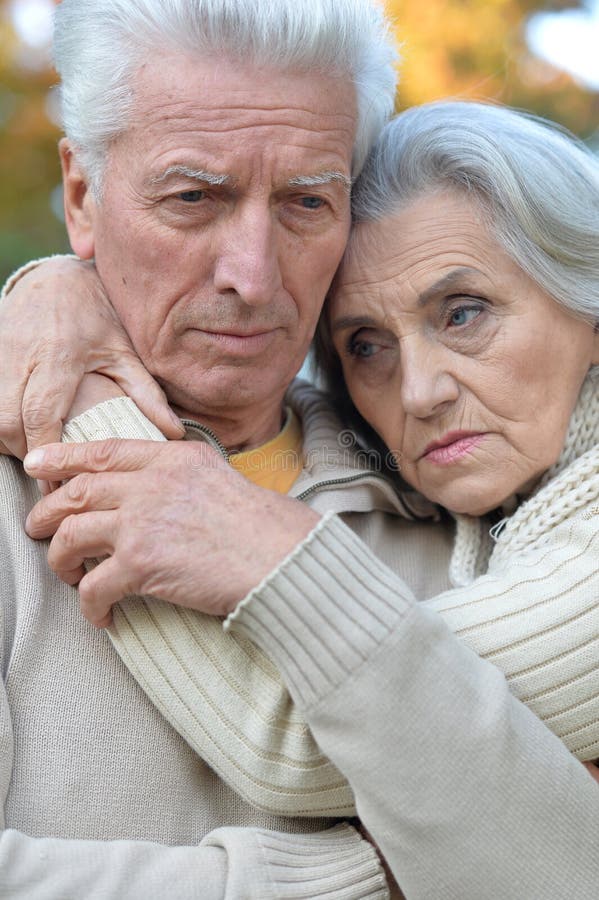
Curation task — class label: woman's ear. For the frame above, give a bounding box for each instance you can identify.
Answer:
[59,138,96,259]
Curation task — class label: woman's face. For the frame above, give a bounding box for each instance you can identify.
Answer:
[330,190,599,516]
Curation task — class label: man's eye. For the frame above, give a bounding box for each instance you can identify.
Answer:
[447,305,482,327]
[178,190,205,203]
[299,196,324,210]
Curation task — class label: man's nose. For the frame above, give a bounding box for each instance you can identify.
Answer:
[213,207,282,307]
[399,336,459,419]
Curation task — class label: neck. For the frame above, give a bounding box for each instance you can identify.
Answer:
[170,401,286,452]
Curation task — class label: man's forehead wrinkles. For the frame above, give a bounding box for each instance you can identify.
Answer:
[139,100,354,132]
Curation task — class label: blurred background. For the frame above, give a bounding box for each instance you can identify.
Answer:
[1,0,598,285]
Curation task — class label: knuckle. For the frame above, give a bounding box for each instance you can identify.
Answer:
[91,438,123,469]
[21,400,61,434]
[79,578,97,609]
[65,473,92,509]
[56,514,80,551]
[37,336,75,363]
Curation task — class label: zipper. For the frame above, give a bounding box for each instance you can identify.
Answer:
[180,419,230,461]
[295,472,407,510]
[179,421,413,517]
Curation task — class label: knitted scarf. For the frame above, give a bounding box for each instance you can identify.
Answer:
[449,366,599,588]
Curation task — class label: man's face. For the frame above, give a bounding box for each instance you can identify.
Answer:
[69,52,356,424]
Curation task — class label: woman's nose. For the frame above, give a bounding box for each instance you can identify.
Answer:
[399,337,460,419]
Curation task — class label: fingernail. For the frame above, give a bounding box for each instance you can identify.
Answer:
[169,409,184,431]
[24,449,46,472]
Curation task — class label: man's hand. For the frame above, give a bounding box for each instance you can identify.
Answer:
[24,439,320,627]
[0,256,184,458]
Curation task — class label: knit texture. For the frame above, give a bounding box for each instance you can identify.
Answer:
[61,387,446,818]
[432,367,599,758]
[232,368,599,761]
[1,409,391,898]
[61,369,599,833]
[230,511,599,900]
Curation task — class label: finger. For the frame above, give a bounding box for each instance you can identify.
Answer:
[26,471,124,539]
[99,351,185,439]
[21,358,85,452]
[0,383,28,459]
[36,479,54,496]
[47,510,117,582]
[79,555,134,628]
[23,438,165,481]
[0,439,19,457]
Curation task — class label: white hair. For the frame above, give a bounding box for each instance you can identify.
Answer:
[350,100,599,321]
[53,0,398,196]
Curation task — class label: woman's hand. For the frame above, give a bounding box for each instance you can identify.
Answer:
[67,372,126,420]
[37,373,127,496]
[0,256,184,458]
[583,761,599,784]
[23,439,320,627]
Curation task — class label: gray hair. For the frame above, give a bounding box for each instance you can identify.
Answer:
[53,0,398,196]
[314,100,599,453]
[350,100,599,321]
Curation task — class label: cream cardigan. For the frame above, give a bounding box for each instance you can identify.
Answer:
[59,369,599,819]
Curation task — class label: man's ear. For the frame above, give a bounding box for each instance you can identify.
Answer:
[59,138,96,259]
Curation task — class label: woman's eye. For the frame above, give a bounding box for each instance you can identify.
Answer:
[447,305,482,327]
[177,190,205,203]
[349,338,378,358]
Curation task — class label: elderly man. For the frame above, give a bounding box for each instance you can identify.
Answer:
[2,1,599,899]
[0,1,404,897]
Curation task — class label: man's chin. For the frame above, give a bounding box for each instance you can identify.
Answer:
[159,367,292,417]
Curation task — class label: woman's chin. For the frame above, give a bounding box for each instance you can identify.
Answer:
[417,485,512,519]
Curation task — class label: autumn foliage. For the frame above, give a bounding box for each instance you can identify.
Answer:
[0,0,597,282]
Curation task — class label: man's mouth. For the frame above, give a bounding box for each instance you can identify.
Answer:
[189,328,279,356]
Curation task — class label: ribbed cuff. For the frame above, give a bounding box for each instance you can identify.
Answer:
[202,823,389,900]
[62,397,167,443]
[1,253,79,300]
[257,824,389,899]
[227,514,414,709]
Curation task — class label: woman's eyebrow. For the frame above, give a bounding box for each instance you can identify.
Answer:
[417,267,481,307]
[330,314,379,333]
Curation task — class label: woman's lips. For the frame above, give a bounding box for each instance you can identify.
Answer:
[421,432,487,465]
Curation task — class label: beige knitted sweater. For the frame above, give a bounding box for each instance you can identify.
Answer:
[228,368,599,899]
[0,382,452,899]
[60,372,599,824]
[1,373,598,898]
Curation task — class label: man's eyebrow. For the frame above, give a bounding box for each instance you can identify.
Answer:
[150,166,231,186]
[417,267,482,306]
[288,171,352,193]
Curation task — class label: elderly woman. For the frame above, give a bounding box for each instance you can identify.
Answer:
[2,101,599,896]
